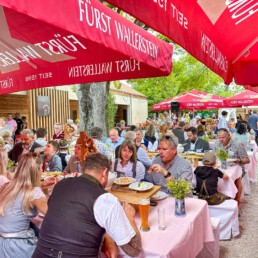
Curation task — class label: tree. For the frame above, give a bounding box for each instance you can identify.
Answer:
[75,82,109,134]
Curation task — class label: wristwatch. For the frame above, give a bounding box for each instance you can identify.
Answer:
[164,172,171,178]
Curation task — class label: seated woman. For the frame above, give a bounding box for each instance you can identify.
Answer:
[234,123,251,150]
[42,140,62,172]
[194,152,230,205]
[197,124,205,137]
[145,124,158,151]
[0,153,48,257]
[0,148,10,187]
[0,130,13,152]
[205,123,214,139]
[64,133,98,173]
[111,140,145,181]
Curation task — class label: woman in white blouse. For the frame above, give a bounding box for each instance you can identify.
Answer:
[111,140,145,181]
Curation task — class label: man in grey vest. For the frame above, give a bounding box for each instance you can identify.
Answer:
[33,153,142,258]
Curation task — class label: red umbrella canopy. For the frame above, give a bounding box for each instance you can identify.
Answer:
[0,0,173,95]
[223,90,258,107]
[152,89,225,111]
[106,0,258,86]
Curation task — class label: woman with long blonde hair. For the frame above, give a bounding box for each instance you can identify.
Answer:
[0,153,48,257]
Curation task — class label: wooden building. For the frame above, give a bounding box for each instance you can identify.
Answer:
[0,83,147,139]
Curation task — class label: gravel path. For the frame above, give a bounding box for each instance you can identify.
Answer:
[219,162,258,257]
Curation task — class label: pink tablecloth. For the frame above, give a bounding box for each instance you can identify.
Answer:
[246,150,257,182]
[117,197,214,258]
[217,165,242,199]
[34,198,215,258]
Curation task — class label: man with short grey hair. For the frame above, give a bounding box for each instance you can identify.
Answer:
[9,129,42,162]
[145,135,192,189]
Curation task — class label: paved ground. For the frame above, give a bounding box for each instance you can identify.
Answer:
[219,162,258,257]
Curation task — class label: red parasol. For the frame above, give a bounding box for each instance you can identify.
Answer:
[106,0,258,86]
[0,0,173,95]
[152,89,225,111]
[223,90,258,107]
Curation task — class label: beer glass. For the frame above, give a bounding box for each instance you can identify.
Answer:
[138,198,150,232]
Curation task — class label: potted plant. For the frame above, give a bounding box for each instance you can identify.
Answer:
[216,148,229,169]
[166,178,192,217]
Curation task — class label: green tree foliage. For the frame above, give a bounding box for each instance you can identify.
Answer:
[106,92,118,132]
[130,45,244,112]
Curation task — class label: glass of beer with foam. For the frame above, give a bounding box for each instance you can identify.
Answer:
[138,198,150,231]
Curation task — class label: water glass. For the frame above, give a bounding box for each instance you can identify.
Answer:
[157,208,166,230]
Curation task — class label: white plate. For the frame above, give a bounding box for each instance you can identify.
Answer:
[114,177,136,186]
[151,191,168,201]
[129,182,153,192]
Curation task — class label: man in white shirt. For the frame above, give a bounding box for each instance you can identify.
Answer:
[32,153,142,258]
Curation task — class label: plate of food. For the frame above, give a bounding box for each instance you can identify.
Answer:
[151,191,168,201]
[114,177,136,186]
[42,171,63,178]
[129,181,154,192]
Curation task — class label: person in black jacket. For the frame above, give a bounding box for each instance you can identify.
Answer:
[8,129,42,163]
[194,152,230,205]
[183,127,209,153]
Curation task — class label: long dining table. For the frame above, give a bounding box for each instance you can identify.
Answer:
[32,196,215,258]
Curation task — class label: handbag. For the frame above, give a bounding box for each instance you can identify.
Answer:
[198,179,230,205]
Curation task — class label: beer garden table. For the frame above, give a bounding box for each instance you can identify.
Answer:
[33,197,216,258]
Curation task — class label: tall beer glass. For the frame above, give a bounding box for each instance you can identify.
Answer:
[138,198,150,231]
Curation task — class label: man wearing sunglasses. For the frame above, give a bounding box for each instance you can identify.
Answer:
[145,135,192,189]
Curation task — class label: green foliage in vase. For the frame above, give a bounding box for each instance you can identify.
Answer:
[216,148,230,161]
[166,178,192,200]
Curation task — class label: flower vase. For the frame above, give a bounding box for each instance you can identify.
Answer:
[221,160,227,169]
[175,198,186,217]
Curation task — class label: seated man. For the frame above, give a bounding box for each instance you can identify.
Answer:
[105,128,124,150]
[215,128,250,205]
[52,123,64,140]
[32,153,142,258]
[183,127,210,153]
[35,127,48,147]
[145,135,192,189]
[9,129,42,163]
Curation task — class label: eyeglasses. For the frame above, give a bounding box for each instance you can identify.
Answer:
[160,135,178,147]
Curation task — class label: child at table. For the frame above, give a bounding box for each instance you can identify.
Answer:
[194,152,230,205]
